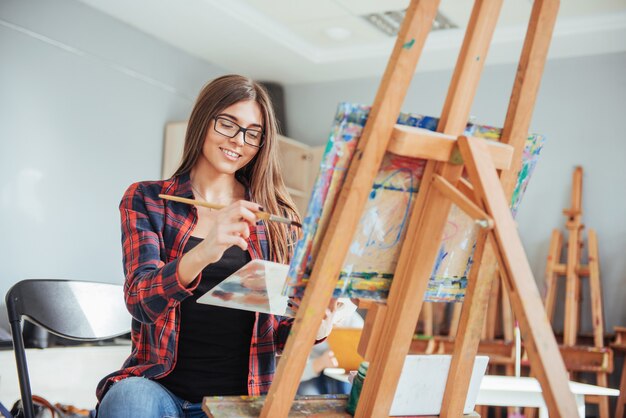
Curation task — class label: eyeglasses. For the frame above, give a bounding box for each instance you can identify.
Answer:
[213,116,265,148]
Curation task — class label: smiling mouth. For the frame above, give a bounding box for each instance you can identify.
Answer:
[220,147,241,159]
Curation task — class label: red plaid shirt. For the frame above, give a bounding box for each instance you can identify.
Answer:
[96,172,293,402]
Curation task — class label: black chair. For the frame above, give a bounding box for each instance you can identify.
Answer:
[6,279,130,418]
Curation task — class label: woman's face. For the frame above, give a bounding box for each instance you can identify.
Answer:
[199,99,263,175]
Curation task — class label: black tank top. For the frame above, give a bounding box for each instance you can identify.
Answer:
[158,236,254,402]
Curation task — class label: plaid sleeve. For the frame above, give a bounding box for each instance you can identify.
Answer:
[120,182,197,323]
[274,316,294,353]
[275,224,299,349]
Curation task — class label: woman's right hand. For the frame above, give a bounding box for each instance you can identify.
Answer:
[196,200,261,265]
[177,200,261,287]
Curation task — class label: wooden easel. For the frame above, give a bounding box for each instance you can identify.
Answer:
[543,165,610,417]
[259,1,578,417]
[544,166,605,347]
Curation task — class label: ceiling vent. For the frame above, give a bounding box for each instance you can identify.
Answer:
[363,10,457,36]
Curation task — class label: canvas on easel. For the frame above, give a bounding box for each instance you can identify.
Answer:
[286,103,545,302]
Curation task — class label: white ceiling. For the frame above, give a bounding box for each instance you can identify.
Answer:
[78,0,626,84]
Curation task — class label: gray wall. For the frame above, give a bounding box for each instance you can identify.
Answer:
[0,0,226,328]
[284,52,626,334]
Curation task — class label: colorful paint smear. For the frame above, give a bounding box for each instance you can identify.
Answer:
[203,394,350,417]
[340,153,426,299]
[285,102,544,302]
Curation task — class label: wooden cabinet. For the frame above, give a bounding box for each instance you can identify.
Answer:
[163,122,323,215]
[162,121,188,179]
[276,135,323,214]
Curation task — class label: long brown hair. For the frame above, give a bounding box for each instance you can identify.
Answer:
[172,74,299,263]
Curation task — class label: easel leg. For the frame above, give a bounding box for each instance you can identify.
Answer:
[616,358,626,418]
[591,372,610,418]
[564,222,581,346]
[357,303,387,361]
[448,303,462,337]
[441,229,492,416]
[422,302,434,336]
[354,158,461,417]
[483,253,500,340]
[587,228,604,348]
[459,135,578,417]
[544,229,562,322]
[500,274,515,342]
[524,406,538,418]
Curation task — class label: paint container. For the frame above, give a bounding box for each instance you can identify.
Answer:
[346,361,369,415]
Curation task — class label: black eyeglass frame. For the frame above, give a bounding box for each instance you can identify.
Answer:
[212,116,265,148]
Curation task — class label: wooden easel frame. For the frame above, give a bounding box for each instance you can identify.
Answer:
[260,0,578,417]
[545,166,606,349]
[543,166,610,417]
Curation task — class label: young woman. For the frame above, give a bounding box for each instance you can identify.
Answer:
[96,75,303,418]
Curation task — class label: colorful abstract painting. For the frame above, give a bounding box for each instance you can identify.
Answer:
[284,102,545,302]
[339,153,426,299]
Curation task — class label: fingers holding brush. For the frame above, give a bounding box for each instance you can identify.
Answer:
[219,200,262,226]
[196,200,260,263]
[158,194,300,228]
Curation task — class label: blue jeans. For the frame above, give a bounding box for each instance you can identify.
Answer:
[97,377,206,418]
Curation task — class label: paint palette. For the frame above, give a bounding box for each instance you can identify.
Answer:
[197,259,293,316]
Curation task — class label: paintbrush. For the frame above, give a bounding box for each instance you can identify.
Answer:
[158,194,302,228]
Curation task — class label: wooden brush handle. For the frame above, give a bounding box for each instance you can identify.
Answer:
[158,194,272,222]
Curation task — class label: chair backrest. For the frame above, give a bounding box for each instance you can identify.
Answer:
[5,279,130,418]
[6,279,129,340]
